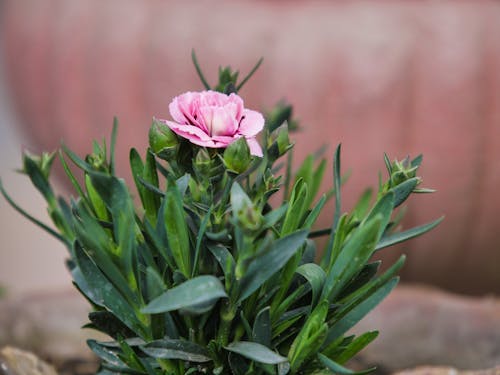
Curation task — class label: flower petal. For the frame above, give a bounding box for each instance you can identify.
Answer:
[238,109,265,137]
[245,137,263,157]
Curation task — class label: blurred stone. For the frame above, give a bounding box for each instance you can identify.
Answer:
[0,290,103,363]
[394,366,500,375]
[354,285,500,371]
[0,347,58,375]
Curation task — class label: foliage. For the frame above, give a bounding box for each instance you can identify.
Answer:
[0,55,441,375]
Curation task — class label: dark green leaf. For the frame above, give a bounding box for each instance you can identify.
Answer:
[87,339,129,370]
[296,263,326,308]
[74,242,146,337]
[0,179,66,244]
[164,183,191,277]
[141,339,211,362]
[109,117,118,175]
[391,177,419,207]
[318,353,375,375]
[375,217,444,251]
[192,207,212,277]
[321,217,382,302]
[142,275,227,314]
[225,342,287,364]
[324,277,399,344]
[334,331,379,364]
[88,311,136,339]
[236,57,264,91]
[253,307,271,347]
[238,230,308,303]
[191,49,211,90]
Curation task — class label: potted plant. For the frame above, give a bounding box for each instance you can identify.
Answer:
[0,56,441,374]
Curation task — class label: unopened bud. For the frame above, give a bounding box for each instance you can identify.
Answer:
[149,118,179,160]
[223,137,251,174]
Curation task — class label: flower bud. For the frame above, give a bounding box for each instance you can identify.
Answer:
[223,137,252,174]
[194,148,213,175]
[21,151,55,180]
[267,123,293,161]
[149,118,179,160]
[389,156,419,187]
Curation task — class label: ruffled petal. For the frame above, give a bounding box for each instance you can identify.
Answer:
[245,137,263,157]
[238,109,265,137]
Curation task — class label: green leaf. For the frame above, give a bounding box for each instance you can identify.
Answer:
[225,342,287,365]
[237,230,308,303]
[164,183,191,278]
[352,188,373,219]
[207,244,235,279]
[191,49,211,90]
[363,191,395,241]
[109,117,118,175]
[236,57,264,91]
[140,339,211,362]
[192,206,212,278]
[334,331,379,364]
[58,151,88,204]
[303,194,327,229]
[375,217,444,251]
[281,179,308,235]
[296,263,326,308]
[318,353,375,375]
[337,262,380,300]
[324,277,399,344]
[142,275,227,314]
[62,143,93,173]
[391,177,419,207]
[22,155,55,204]
[87,339,130,370]
[332,144,342,230]
[252,307,271,347]
[88,311,135,339]
[74,242,146,337]
[321,217,382,302]
[0,179,67,245]
[323,144,342,267]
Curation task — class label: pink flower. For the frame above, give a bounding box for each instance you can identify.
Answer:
[161,90,264,157]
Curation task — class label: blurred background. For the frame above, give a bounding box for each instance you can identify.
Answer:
[1,0,499,299]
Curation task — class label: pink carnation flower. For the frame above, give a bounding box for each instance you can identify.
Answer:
[161,90,264,157]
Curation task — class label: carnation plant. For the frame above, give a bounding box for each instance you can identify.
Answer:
[1,55,442,375]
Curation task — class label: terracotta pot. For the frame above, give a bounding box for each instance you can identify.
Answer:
[2,0,500,294]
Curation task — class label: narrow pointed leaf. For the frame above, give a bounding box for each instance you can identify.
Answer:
[324,277,399,344]
[237,230,308,303]
[253,307,271,346]
[318,353,375,375]
[142,275,227,314]
[74,242,145,337]
[296,263,326,308]
[321,217,382,302]
[375,216,444,251]
[164,184,191,277]
[225,342,287,364]
[391,177,419,207]
[334,331,379,364]
[140,339,211,362]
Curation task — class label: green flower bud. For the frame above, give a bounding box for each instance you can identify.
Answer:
[389,156,419,187]
[266,101,299,133]
[223,137,251,174]
[149,118,179,160]
[21,151,55,180]
[267,123,293,160]
[194,148,213,175]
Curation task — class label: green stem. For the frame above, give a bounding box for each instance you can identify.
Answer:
[217,301,236,347]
